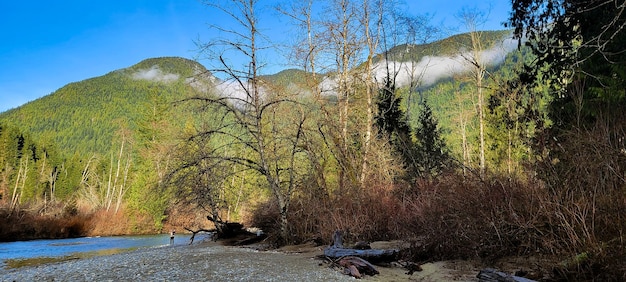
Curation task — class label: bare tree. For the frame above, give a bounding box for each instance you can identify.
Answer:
[168,133,233,235]
[185,0,308,243]
[358,0,384,185]
[277,0,324,88]
[105,126,133,214]
[457,7,488,176]
[9,158,27,214]
[282,0,441,186]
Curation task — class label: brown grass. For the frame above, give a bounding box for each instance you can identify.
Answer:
[248,181,406,246]
[0,204,90,242]
[250,162,626,280]
[0,202,169,241]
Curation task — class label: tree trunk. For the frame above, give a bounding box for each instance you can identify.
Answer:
[337,256,380,278]
[324,230,398,263]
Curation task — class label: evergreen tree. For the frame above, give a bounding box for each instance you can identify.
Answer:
[375,78,419,179]
[414,100,450,177]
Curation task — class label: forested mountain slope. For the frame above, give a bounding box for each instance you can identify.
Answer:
[0,31,514,161]
[0,57,214,232]
[0,30,522,235]
[0,57,210,157]
[382,29,512,63]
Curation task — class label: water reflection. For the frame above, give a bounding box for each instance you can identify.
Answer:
[4,247,137,268]
[0,233,208,269]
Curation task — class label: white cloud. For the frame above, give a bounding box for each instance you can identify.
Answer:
[131,66,179,82]
[321,35,517,94]
[214,79,270,109]
[372,36,517,88]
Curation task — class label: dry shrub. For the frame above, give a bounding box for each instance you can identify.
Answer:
[402,124,626,279]
[85,209,132,236]
[318,184,405,243]
[532,115,626,280]
[0,204,91,241]
[247,117,626,280]
[401,173,550,261]
[249,181,406,246]
[246,199,282,243]
[163,202,216,232]
[85,206,166,236]
[0,201,180,241]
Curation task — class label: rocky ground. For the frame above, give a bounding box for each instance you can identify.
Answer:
[0,240,485,282]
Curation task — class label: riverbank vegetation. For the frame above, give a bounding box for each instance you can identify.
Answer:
[1,0,625,279]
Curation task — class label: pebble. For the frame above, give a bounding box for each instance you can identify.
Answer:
[0,242,352,281]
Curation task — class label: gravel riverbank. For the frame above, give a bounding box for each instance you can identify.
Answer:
[0,242,353,282]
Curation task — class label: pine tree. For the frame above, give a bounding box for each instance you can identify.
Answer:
[375,78,419,179]
[414,100,450,177]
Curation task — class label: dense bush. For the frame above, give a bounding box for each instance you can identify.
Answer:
[250,167,626,280]
[0,204,90,242]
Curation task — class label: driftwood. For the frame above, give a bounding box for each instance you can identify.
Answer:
[337,256,379,279]
[477,268,537,282]
[352,241,371,250]
[184,227,216,244]
[324,248,398,262]
[206,216,267,245]
[182,215,266,246]
[404,261,423,275]
[324,230,398,263]
[206,216,246,238]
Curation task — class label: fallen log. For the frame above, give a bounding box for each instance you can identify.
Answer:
[324,230,398,263]
[477,268,537,282]
[183,227,216,244]
[337,256,379,279]
[206,216,247,238]
[324,248,399,263]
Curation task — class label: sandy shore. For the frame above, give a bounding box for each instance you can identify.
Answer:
[1,241,482,281]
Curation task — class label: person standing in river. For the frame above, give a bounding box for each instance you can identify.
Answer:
[169,230,175,245]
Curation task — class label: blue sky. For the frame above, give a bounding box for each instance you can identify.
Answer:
[0,0,511,113]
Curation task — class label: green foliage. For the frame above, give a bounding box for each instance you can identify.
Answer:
[509,0,626,130]
[259,69,319,91]
[0,57,204,156]
[413,100,450,177]
[374,78,419,179]
[506,2,626,278]
[485,47,551,173]
[0,122,71,204]
[396,45,556,175]
[0,57,211,225]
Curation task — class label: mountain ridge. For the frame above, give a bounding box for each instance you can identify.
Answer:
[0,30,516,160]
[0,56,211,157]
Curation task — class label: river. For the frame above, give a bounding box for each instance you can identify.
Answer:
[0,238,361,281]
[0,236,478,281]
[0,233,209,269]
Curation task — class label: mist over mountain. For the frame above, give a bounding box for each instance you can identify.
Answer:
[372,35,517,88]
[0,30,516,159]
[0,28,527,243]
[318,30,515,95]
[131,66,180,82]
[0,57,213,156]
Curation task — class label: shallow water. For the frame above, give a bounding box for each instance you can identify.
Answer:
[0,233,207,269]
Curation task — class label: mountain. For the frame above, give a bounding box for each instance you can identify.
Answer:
[0,30,523,228]
[381,29,513,63]
[0,30,517,166]
[260,69,317,87]
[0,57,212,157]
